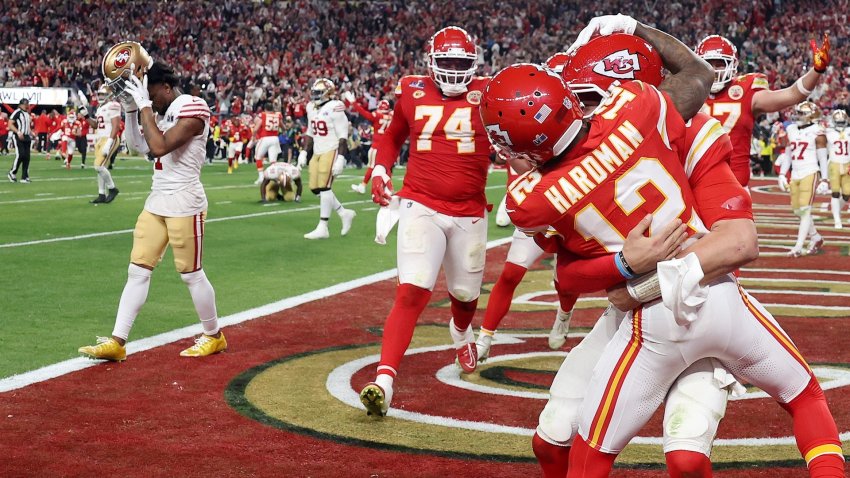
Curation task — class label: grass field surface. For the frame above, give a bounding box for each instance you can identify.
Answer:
[0,152,513,378]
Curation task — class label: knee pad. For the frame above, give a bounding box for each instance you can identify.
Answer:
[310,187,329,195]
[833,192,842,199]
[447,286,479,303]
[843,194,850,202]
[537,396,581,445]
[662,370,728,455]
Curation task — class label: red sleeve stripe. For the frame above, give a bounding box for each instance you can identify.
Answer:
[180,107,211,114]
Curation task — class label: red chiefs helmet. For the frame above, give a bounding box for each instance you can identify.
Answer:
[480,63,584,166]
[377,99,391,113]
[545,52,571,74]
[695,35,738,94]
[428,26,478,96]
[562,33,664,117]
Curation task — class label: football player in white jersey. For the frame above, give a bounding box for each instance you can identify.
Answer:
[82,85,121,204]
[298,78,356,239]
[780,101,829,257]
[80,53,226,361]
[826,109,850,228]
[260,161,302,203]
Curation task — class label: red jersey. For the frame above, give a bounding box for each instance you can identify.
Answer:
[0,118,8,136]
[257,111,282,138]
[51,115,64,134]
[221,120,233,139]
[352,102,393,149]
[240,125,253,143]
[509,82,706,259]
[701,73,769,186]
[377,75,492,217]
[34,113,50,134]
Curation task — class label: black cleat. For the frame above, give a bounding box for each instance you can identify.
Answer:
[90,194,107,204]
[104,188,120,203]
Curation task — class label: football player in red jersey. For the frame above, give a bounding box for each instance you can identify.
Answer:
[253,101,283,184]
[343,95,394,195]
[358,26,492,417]
[696,33,830,186]
[483,24,843,478]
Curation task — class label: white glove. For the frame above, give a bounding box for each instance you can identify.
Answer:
[124,64,152,110]
[78,106,89,117]
[332,154,346,176]
[566,14,638,54]
[816,179,830,195]
[777,174,789,191]
[297,150,308,167]
[341,91,356,106]
[103,137,114,153]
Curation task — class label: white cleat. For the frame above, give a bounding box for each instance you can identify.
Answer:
[548,309,573,350]
[351,183,366,194]
[304,223,330,240]
[787,248,804,258]
[835,221,843,229]
[253,178,263,185]
[340,209,356,236]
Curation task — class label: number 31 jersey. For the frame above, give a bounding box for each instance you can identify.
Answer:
[376,75,492,217]
[508,81,708,259]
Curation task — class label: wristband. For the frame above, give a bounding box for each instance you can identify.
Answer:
[626,272,662,303]
[614,251,637,279]
[795,78,812,96]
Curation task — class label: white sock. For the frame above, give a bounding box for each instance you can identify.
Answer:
[96,172,105,195]
[330,193,345,215]
[180,269,219,335]
[557,306,573,327]
[793,208,810,250]
[319,190,334,219]
[112,264,153,340]
[103,169,115,189]
[376,373,394,393]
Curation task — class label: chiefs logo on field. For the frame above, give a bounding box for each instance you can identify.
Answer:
[593,49,641,80]
[114,48,132,68]
[466,90,482,105]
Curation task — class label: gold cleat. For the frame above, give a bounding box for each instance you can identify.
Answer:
[359,383,388,417]
[179,332,227,357]
[78,336,126,362]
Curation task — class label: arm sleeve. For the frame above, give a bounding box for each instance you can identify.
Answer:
[124,113,150,155]
[352,101,376,123]
[691,160,753,227]
[375,95,409,170]
[555,249,625,294]
[817,146,829,178]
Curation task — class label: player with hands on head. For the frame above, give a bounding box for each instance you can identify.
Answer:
[79,43,227,361]
[359,26,492,418]
[301,78,356,240]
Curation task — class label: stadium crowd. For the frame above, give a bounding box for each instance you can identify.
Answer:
[2,0,849,115]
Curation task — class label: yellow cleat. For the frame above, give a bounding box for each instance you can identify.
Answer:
[179,332,227,357]
[233,162,239,170]
[78,336,126,362]
[227,167,233,174]
[359,383,388,417]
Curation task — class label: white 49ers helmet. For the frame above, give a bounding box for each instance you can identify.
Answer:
[794,101,821,127]
[695,35,738,94]
[831,109,848,128]
[428,26,478,96]
[102,41,153,98]
[310,78,336,105]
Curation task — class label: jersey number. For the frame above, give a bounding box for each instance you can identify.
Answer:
[704,102,741,132]
[154,157,163,171]
[377,115,392,135]
[414,105,475,154]
[311,120,329,136]
[788,141,808,160]
[265,115,280,132]
[574,158,687,252]
[97,116,106,131]
[833,140,848,156]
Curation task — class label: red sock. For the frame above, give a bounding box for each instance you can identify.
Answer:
[377,284,432,376]
[481,262,528,331]
[557,288,578,313]
[565,435,617,478]
[666,450,712,478]
[363,166,373,184]
[779,376,844,477]
[533,432,570,478]
[256,159,264,170]
[228,156,234,167]
[450,295,478,331]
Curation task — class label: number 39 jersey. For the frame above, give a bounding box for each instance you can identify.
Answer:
[701,73,769,186]
[785,122,825,180]
[376,75,492,217]
[508,81,708,259]
[306,99,350,155]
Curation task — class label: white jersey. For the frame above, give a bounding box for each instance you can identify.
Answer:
[306,99,349,155]
[144,94,211,217]
[785,123,824,180]
[95,101,122,139]
[826,126,850,165]
[263,161,301,181]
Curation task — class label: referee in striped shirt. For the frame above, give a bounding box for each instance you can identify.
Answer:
[8,98,32,183]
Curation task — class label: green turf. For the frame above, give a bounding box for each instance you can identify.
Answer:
[0,153,513,378]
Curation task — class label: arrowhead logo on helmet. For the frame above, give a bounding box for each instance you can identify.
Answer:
[594,50,641,79]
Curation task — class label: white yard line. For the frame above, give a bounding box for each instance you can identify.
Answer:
[0,236,513,393]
